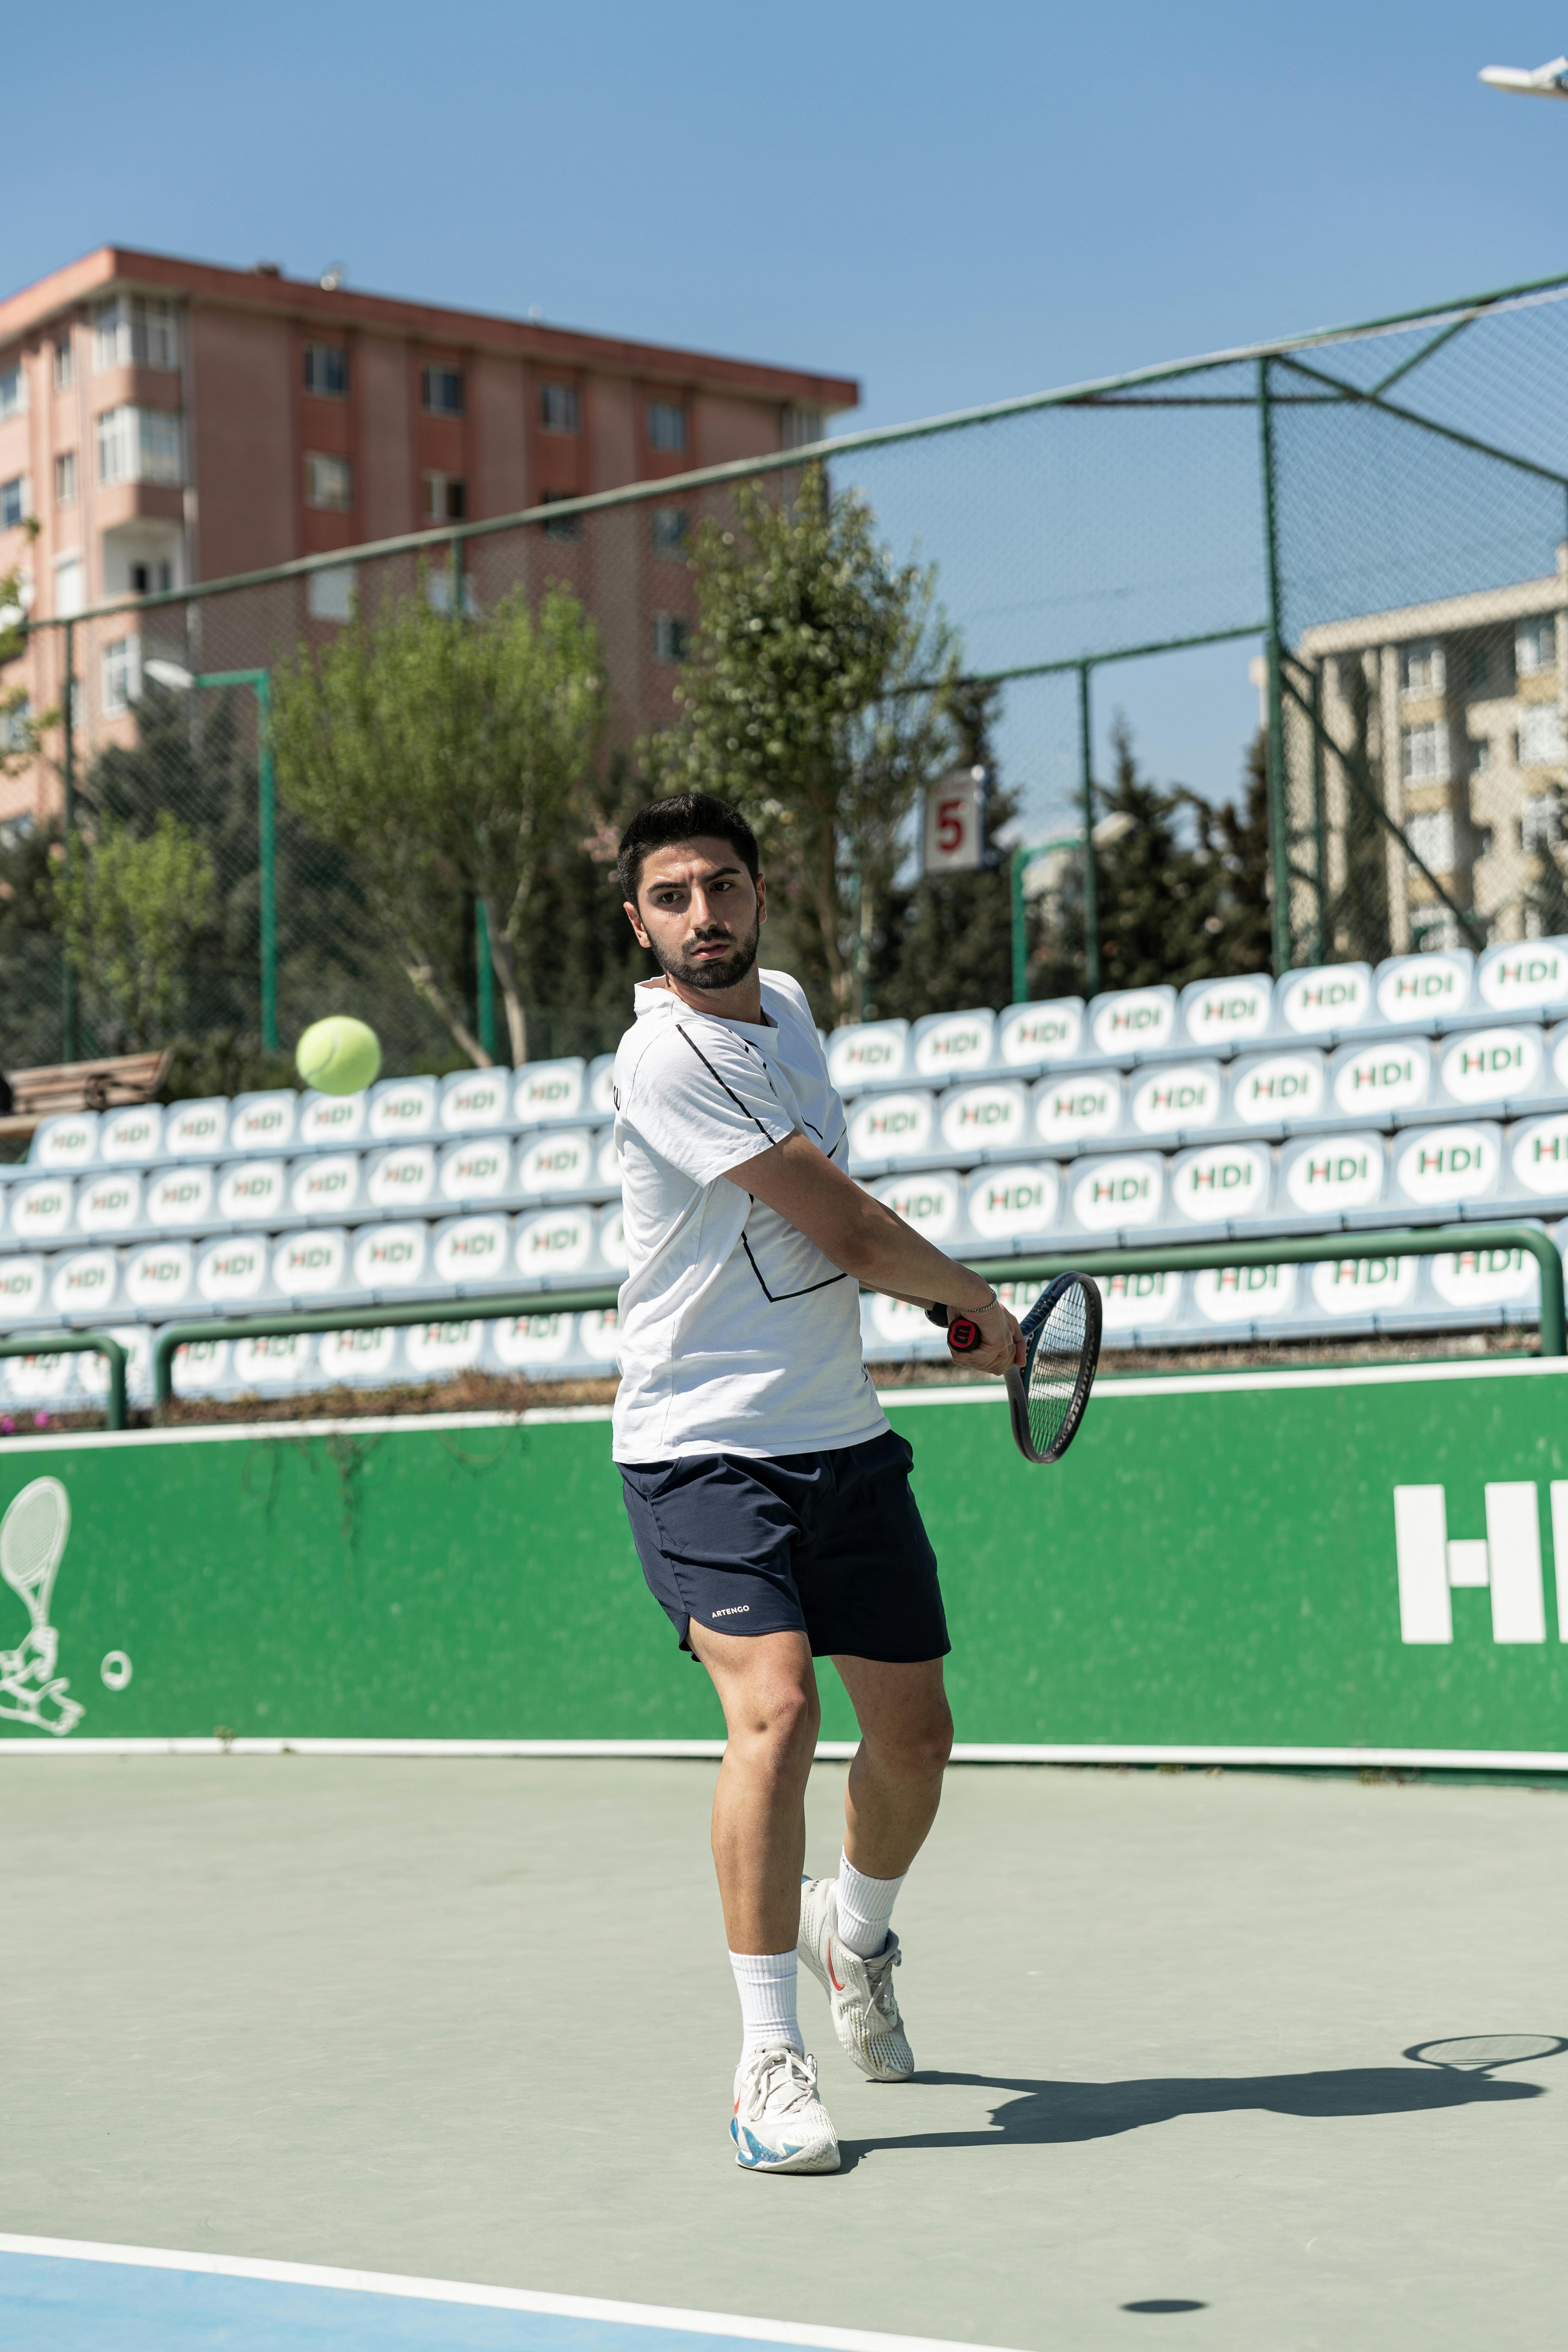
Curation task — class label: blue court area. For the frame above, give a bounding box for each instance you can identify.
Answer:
[0,2244,886,2352]
[2,1756,1565,2352]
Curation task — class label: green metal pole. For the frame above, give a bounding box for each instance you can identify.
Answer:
[1257,356,1294,976]
[255,673,278,1053]
[475,896,497,1060]
[1309,661,1327,964]
[1010,847,1028,1005]
[60,618,77,1061]
[1078,663,1101,996]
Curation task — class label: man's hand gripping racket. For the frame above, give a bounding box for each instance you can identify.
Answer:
[928,1273,1102,1464]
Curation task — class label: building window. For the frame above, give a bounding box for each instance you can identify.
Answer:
[422,471,467,523]
[54,451,77,507]
[0,696,29,754]
[1518,704,1567,767]
[101,638,140,717]
[93,296,181,372]
[652,611,690,663]
[1469,735,1492,772]
[307,565,356,622]
[303,343,349,397]
[96,405,183,487]
[1400,722,1448,783]
[130,561,173,596]
[1465,645,1490,688]
[1516,616,1558,678]
[303,452,353,511]
[1473,823,1495,862]
[1405,811,1455,873]
[540,383,580,435]
[782,405,824,449]
[0,476,30,531]
[1400,640,1444,696]
[539,490,582,542]
[0,364,24,422]
[652,506,688,556]
[647,400,687,454]
[420,365,464,416]
[53,336,74,391]
[53,555,84,618]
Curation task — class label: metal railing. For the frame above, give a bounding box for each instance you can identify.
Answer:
[0,1331,128,1429]
[129,1223,1566,1412]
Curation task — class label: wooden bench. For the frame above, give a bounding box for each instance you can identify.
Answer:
[0,1049,173,1144]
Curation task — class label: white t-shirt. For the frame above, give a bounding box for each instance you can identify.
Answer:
[610,968,889,1463]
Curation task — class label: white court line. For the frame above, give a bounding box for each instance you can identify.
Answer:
[0,1737,1564,1769]
[0,2233,1025,2352]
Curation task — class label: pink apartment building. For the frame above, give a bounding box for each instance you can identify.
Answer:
[0,246,858,828]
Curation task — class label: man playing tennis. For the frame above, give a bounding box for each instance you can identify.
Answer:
[613,792,1024,2174]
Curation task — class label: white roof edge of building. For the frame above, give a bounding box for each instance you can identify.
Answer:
[1300,552,1568,655]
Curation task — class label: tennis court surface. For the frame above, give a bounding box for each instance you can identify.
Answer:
[1,1755,1563,2352]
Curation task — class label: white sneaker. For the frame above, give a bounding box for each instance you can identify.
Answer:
[798,1876,914,2082]
[731,2043,840,2173]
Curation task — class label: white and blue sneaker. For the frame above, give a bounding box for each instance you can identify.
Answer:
[798,1876,914,2082]
[731,2043,840,2174]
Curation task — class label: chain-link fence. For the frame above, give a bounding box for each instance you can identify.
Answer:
[9,265,1568,1087]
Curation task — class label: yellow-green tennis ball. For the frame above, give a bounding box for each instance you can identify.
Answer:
[296,1016,382,1097]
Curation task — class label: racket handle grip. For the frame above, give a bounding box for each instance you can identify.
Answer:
[925,1305,985,1353]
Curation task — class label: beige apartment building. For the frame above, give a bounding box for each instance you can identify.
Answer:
[1260,550,1568,955]
[0,246,857,827]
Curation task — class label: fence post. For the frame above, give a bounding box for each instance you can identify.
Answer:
[1256,357,1294,977]
[1010,847,1029,1005]
[60,616,78,1061]
[1309,660,1328,963]
[255,671,278,1053]
[475,897,497,1060]
[1078,662,1101,997]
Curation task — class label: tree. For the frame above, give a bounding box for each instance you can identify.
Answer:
[1,524,55,782]
[641,465,961,1027]
[273,579,606,1066]
[54,811,214,1050]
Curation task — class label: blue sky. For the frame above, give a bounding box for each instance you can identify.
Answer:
[8,0,1568,817]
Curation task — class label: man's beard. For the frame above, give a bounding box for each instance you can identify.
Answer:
[655,914,761,993]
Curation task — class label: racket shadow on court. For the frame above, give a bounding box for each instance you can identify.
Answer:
[834,2035,1565,2166]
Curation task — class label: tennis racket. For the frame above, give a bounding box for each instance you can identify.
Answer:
[928,1273,1101,1464]
[1,1476,71,1631]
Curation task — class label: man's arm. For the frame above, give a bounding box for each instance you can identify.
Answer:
[724,1131,1024,1377]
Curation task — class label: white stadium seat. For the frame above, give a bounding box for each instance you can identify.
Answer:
[162,1099,231,1160]
[587,1054,617,1117]
[439,1066,513,1133]
[404,1317,485,1378]
[847,1089,935,1174]
[271,1228,353,1305]
[298,1088,369,1149]
[29,1113,99,1170]
[350,1221,432,1296]
[319,1325,400,1387]
[578,1306,621,1366]
[233,1331,318,1393]
[1031,1069,1122,1150]
[365,1144,438,1213]
[513,1058,587,1125]
[826,1020,910,1096]
[1124,1061,1225,1140]
[1177,973,1273,1051]
[195,1230,274,1310]
[517,1128,598,1198]
[994,999,1084,1073]
[146,1163,216,1231]
[964,1162,1060,1249]
[75,1170,143,1236]
[1372,948,1474,1030]
[431,1213,511,1292]
[49,1247,119,1325]
[368,1076,439,1141]
[218,1159,288,1227]
[1277,1132,1389,1223]
[1327,1035,1433,1124]
[437,1136,513,1206]
[595,1204,628,1275]
[8,1176,75,1247]
[1086,985,1178,1060]
[909,1009,996,1082]
[99,1103,164,1164]
[289,1151,363,1223]
[1227,1048,1327,1130]
[511,1204,596,1285]
[1474,934,1568,1020]
[1167,1140,1274,1228]
[1271,962,1374,1041]
[1064,1151,1166,1238]
[124,1240,197,1319]
[490,1308,578,1374]
[1385,1123,1504,1220]
[228,1091,298,1155]
[938,1080,1031,1162]
[872,1169,965,1247]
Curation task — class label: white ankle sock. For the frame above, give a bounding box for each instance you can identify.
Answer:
[729,1949,803,2055]
[836,1852,905,1960]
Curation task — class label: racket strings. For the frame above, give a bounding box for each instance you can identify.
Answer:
[1027,1289,1087,1455]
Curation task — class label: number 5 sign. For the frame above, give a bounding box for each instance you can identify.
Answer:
[922,768,987,874]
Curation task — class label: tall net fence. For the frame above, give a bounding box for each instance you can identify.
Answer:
[8,267,1568,1088]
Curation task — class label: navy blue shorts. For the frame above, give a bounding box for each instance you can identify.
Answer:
[619,1428,949,1662]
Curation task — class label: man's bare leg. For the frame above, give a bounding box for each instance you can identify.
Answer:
[834,1654,954,1879]
[687,1620,819,1952]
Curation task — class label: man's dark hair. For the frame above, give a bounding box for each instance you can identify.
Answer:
[617,793,760,906]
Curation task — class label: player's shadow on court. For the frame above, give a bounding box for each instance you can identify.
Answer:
[836,2061,1546,2166]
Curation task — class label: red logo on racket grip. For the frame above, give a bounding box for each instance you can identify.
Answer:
[947,1316,983,1353]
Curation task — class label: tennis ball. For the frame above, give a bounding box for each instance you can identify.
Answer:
[296,1015,382,1097]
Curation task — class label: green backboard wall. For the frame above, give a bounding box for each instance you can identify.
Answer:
[3,1360,1567,1764]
